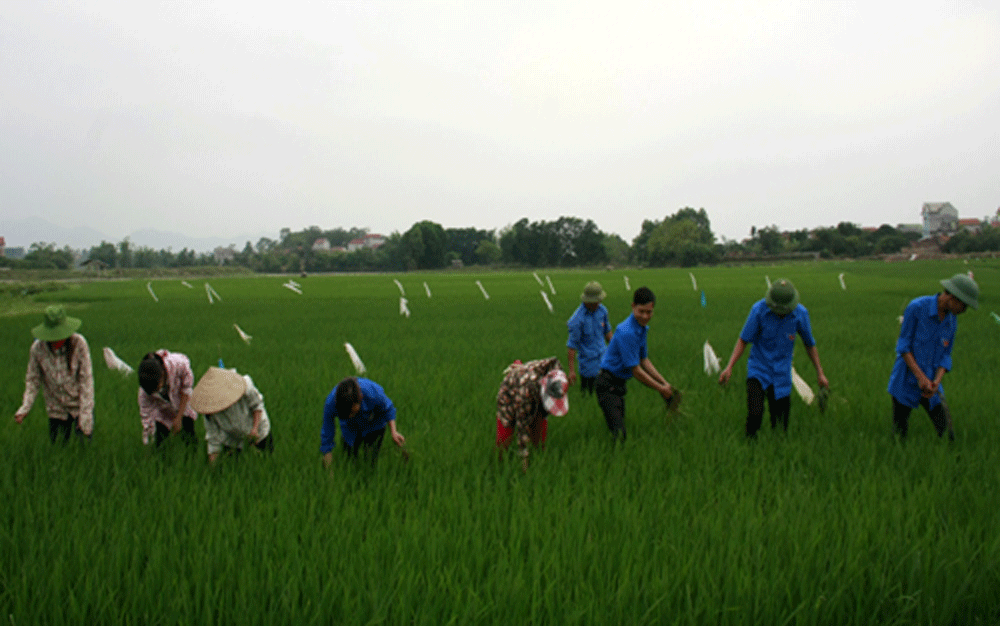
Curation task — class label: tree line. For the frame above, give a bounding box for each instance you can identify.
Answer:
[7,208,992,274]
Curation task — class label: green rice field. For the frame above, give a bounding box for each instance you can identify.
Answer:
[2,260,999,624]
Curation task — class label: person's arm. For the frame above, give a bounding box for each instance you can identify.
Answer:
[321,395,338,468]
[631,360,672,400]
[718,338,748,386]
[173,394,191,433]
[389,419,405,447]
[138,389,157,445]
[75,336,95,436]
[16,345,42,423]
[804,345,829,389]
[901,352,936,397]
[248,409,262,442]
[566,347,578,386]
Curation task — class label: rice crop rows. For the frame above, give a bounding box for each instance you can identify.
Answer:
[2,260,999,624]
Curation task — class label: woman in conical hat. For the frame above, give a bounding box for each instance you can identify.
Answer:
[15,305,95,442]
[190,366,273,463]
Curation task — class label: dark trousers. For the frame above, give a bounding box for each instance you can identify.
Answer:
[342,428,386,466]
[746,378,790,438]
[892,396,953,440]
[154,416,197,447]
[49,416,90,444]
[579,376,596,396]
[596,370,628,442]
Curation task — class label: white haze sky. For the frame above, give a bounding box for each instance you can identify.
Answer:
[2,0,999,246]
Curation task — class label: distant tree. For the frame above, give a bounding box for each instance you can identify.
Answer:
[754,226,786,255]
[446,227,495,266]
[24,242,74,270]
[88,241,117,267]
[474,239,501,265]
[602,233,630,266]
[118,238,133,268]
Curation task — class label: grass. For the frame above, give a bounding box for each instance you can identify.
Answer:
[1,261,999,624]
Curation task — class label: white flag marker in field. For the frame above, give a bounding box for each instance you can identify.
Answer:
[394,279,406,297]
[689,273,698,291]
[909,253,917,261]
[344,343,366,374]
[838,273,847,290]
[545,275,556,295]
[424,281,432,298]
[791,367,815,405]
[180,281,193,289]
[146,282,159,302]
[288,279,301,288]
[533,272,544,287]
[765,275,771,289]
[205,283,222,303]
[399,297,410,317]
[205,283,214,304]
[703,341,720,375]
[476,280,490,300]
[624,276,630,291]
[102,347,134,376]
[540,291,554,314]
[233,324,252,345]
[283,282,302,294]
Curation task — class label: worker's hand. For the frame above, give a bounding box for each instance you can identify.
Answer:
[718,368,732,386]
[391,431,406,447]
[817,373,829,389]
[248,425,259,442]
[14,412,26,424]
[171,416,182,433]
[567,371,577,387]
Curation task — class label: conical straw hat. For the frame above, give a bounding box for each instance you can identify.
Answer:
[190,367,246,414]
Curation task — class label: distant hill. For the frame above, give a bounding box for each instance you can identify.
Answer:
[0,217,272,254]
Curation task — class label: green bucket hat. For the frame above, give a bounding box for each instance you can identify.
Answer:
[765,279,800,315]
[940,273,979,310]
[581,281,606,303]
[32,305,82,341]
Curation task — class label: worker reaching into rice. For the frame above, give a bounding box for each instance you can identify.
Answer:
[495,357,568,473]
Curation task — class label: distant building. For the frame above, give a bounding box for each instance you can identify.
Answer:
[213,245,237,264]
[897,223,923,235]
[0,236,4,257]
[921,202,958,237]
[312,238,330,252]
[958,218,982,233]
[346,234,386,252]
[5,246,26,260]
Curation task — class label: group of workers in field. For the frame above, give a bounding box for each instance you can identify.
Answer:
[13,270,981,471]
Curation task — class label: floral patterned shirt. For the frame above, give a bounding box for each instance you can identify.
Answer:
[18,334,95,435]
[496,357,561,459]
[137,349,199,445]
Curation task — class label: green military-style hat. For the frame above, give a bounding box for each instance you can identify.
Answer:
[765,279,800,315]
[581,281,606,303]
[32,305,82,341]
[940,273,979,310]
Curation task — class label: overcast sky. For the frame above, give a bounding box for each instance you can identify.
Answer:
[3,0,998,246]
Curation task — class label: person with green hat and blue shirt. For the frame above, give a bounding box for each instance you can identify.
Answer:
[566,281,612,396]
[888,273,979,440]
[14,305,95,442]
[719,278,829,438]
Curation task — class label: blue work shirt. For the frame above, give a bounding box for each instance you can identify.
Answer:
[320,378,396,453]
[599,313,647,380]
[739,299,817,400]
[887,295,956,409]
[566,303,611,378]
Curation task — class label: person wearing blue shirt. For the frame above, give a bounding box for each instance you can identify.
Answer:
[595,286,675,442]
[887,273,978,440]
[719,279,829,438]
[321,377,405,468]
[566,281,612,395]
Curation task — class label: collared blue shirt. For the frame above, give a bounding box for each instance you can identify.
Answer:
[739,299,816,400]
[320,378,396,453]
[599,313,647,380]
[887,295,956,409]
[566,303,611,378]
